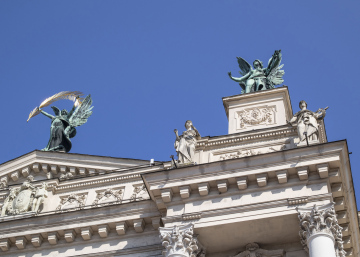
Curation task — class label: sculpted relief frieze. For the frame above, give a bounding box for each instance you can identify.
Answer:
[236,106,276,130]
[93,187,124,206]
[130,184,150,202]
[218,145,286,161]
[56,193,87,212]
[1,176,48,216]
[232,243,284,257]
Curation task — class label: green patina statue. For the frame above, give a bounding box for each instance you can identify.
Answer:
[228,50,285,94]
[28,92,93,153]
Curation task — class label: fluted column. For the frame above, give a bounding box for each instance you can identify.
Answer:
[159,223,200,257]
[297,203,346,257]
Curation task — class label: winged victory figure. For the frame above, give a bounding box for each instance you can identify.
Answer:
[28,92,94,153]
[228,50,284,94]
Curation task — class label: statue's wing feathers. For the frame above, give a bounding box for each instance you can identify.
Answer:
[237,57,252,76]
[68,95,93,127]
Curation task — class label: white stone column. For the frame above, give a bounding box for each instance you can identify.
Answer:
[159,223,199,257]
[297,203,346,257]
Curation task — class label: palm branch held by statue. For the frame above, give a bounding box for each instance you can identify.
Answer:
[228,50,285,94]
[27,91,94,153]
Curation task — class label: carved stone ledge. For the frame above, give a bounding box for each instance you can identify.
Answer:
[334,197,345,211]
[161,189,173,203]
[47,232,59,245]
[317,163,329,178]
[116,221,128,235]
[297,167,309,180]
[217,180,228,193]
[81,227,93,240]
[256,173,268,187]
[236,177,248,190]
[151,217,161,229]
[180,186,191,199]
[134,218,145,233]
[0,238,10,251]
[276,170,288,184]
[15,236,27,249]
[21,166,30,177]
[11,171,19,181]
[98,224,110,238]
[332,183,344,198]
[182,213,201,221]
[64,229,76,243]
[31,234,43,247]
[198,183,209,196]
[288,197,308,206]
[32,163,41,173]
[50,165,58,174]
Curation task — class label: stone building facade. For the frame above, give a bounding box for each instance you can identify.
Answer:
[0,87,358,257]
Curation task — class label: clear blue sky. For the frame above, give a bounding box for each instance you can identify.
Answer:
[1,1,360,206]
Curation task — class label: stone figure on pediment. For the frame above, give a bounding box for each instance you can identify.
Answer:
[174,120,201,164]
[32,182,48,213]
[289,100,328,146]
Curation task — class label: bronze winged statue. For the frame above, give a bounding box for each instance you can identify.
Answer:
[28,92,93,153]
[228,50,285,94]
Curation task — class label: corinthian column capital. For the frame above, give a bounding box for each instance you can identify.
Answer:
[296,203,346,257]
[159,223,199,257]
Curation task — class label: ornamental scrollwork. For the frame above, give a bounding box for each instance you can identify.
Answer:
[297,203,346,257]
[93,188,123,206]
[237,106,275,129]
[130,185,150,201]
[159,223,199,257]
[56,193,86,212]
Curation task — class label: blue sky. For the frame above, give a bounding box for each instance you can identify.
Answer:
[1,1,360,205]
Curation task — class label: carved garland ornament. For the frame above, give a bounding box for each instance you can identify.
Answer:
[297,204,346,257]
[56,193,86,212]
[159,223,199,257]
[237,107,275,129]
[93,188,123,206]
[130,185,150,201]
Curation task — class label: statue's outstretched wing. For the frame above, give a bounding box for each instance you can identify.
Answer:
[265,50,284,88]
[68,95,93,127]
[237,57,252,76]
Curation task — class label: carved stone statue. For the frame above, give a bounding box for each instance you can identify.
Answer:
[32,182,48,213]
[27,92,93,153]
[232,243,284,257]
[228,50,284,94]
[1,177,48,216]
[174,121,201,164]
[289,100,327,146]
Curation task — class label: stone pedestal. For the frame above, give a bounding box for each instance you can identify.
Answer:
[222,87,293,134]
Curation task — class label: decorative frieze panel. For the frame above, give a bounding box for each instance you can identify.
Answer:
[1,177,48,216]
[93,187,124,206]
[159,223,199,257]
[130,184,150,201]
[236,106,276,130]
[56,193,87,212]
[218,144,287,161]
[232,242,284,257]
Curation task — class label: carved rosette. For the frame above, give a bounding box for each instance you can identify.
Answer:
[159,223,199,257]
[297,203,346,257]
[237,106,275,129]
